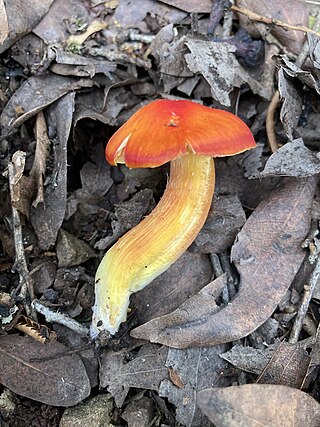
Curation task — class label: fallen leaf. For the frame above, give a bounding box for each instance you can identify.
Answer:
[0,335,91,406]
[197,384,320,427]
[100,343,169,407]
[192,194,246,254]
[0,74,93,138]
[158,0,211,13]
[220,342,279,375]
[30,93,75,250]
[185,38,272,106]
[257,340,311,388]
[0,0,54,54]
[260,139,320,178]
[131,177,316,348]
[159,345,228,427]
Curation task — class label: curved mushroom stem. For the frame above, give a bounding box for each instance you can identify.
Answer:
[90,153,215,338]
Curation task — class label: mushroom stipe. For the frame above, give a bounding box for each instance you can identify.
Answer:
[90,99,256,338]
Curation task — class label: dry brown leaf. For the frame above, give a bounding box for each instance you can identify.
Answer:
[131,178,317,348]
[256,340,311,388]
[0,335,91,406]
[197,384,320,427]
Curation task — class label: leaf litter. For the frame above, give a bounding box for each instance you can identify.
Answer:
[1,0,320,425]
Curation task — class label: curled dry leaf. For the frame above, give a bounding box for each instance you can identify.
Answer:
[0,335,91,406]
[0,74,93,138]
[197,384,320,427]
[131,177,317,348]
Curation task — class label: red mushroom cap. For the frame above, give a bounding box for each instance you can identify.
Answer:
[106,99,256,168]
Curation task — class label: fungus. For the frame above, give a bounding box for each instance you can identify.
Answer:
[90,99,256,338]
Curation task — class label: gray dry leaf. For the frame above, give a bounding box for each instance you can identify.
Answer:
[0,0,54,53]
[158,0,211,13]
[185,38,271,107]
[100,344,169,407]
[159,345,228,427]
[30,93,75,250]
[260,139,320,178]
[278,68,303,141]
[0,74,93,138]
[192,194,246,254]
[131,177,316,348]
[220,343,279,375]
[257,340,311,389]
[197,384,320,427]
[0,335,91,407]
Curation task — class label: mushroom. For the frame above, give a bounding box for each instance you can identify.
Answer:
[90,99,256,338]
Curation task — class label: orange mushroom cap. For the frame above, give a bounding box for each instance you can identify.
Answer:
[106,99,256,168]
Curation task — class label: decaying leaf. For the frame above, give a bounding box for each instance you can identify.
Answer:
[131,177,316,348]
[0,335,91,406]
[30,93,74,250]
[185,38,272,106]
[260,139,320,178]
[257,340,311,388]
[197,384,320,427]
[158,0,211,13]
[0,0,54,54]
[100,344,169,407]
[159,345,228,427]
[0,74,93,137]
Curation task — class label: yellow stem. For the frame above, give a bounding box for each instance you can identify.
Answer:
[90,153,215,337]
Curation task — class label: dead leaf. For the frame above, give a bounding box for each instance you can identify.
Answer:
[30,93,75,250]
[33,0,91,45]
[185,38,272,106]
[159,345,228,427]
[0,0,9,45]
[257,340,311,388]
[192,194,246,254]
[131,251,214,327]
[30,111,51,207]
[220,342,279,375]
[260,139,320,178]
[235,0,308,54]
[158,0,211,13]
[100,344,169,407]
[197,384,320,427]
[0,0,54,54]
[168,367,184,388]
[131,177,316,348]
[0,74,93,138]
[0,335,91,406]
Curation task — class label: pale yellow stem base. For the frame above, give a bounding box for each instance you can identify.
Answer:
[90,154,215,337]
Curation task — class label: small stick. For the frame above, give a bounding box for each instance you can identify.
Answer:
[289,256,320,343]
[266,90,280,153]
[8,162,37,319]
[32,300,89,337]
[231,5,320,37]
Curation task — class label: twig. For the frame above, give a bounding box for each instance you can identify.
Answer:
[231,5,320,37]
[266,90,280,153]
[289,256,320,343]
[8,162,37,319]
[32,300,90,337]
